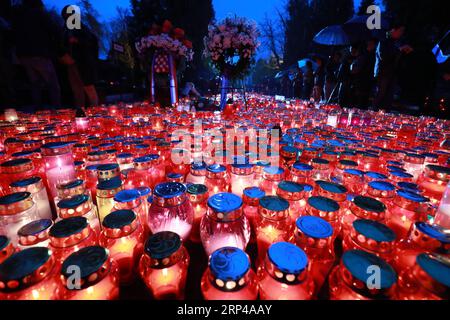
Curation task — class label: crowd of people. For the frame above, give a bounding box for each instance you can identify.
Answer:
[270,22,448,113]
[0,0,99,112]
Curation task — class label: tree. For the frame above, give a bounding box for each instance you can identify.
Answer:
[77,0,108,57]
[358,0,375,15]
[108,7,135,70]
[260,13,285,68]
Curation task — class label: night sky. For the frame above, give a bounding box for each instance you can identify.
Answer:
[44,0,364,58]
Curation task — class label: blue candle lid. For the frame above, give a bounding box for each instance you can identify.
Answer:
[416,222,450,243]
[0,235,10,251]
[187,184,208,195]
[301,183,313,192]
[97,177,122,190]
[117,152,133,159]
[308,196,339,212]
[114,189,140,203]
[296,216,333,239]
[86,164,98,171]
[397,189,428,203]
[134,154,159,163]
[243,187,265,199]
[416,253,450,287]
[390,171,413,179]
[167,172,183,179]
[154,182,186,199]
[103,209,136,229]
[268,242,308,275]
[88,150,107,156]
[368,181,395,191]
[344,169,364,177]
[263,166,284,175]
[353,196,386,213]
[10,176,41,188]
[210,247,250,281]
[0,247,51,282]
[353,219,396,242]
[59,179,84,190]
[292,162,313,171]
[208,193,243,213]
[191,162,207,170]
[49,216,88,238]
[312,158,329,165]
[61,246,108,279]
[397,182,420,193]
[316,180,347,194]
[97,163,119,172]
[207,164,226,173]
[259,196,290,212]
[145,231,181,259]
[342,250,397,289]
[1,158,31,168]
[11,151,33,157]
[137,186,151,197]
[0,192,31,205]
[426,165,450,174]
[278,181,304,193]
[339,159,358,167]
[41,141,70,149]
[18,219,52,237]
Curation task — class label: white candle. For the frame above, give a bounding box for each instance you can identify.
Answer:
[203,234,246,256]
[153,218,192,241]
[46,166,77,199]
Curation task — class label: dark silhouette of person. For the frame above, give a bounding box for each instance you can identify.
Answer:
[373,21,413,111]
[325,51,341,102]
[11,0,63,110]
[350,40,377,109]
[302,61,314,99]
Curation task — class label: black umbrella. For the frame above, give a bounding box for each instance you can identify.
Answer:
[343,15,390,41]
[313,25,353,46]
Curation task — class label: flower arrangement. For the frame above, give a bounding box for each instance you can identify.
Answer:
[204,17,260,78]
[135,20,194,61]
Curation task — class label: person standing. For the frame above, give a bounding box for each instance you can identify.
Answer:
[302,61,314,99]
[11,0,63,110]
[373,22,413,111]
[293,67,303,99]
[61,5,99,110]
[313,58,325,102]
[325,52,341,102]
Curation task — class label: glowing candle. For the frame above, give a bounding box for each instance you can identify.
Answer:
[100,209,144,285]
[186,184,208,243]
[139,232,189,300]
[0,248,59,300]
[58,246,120,300]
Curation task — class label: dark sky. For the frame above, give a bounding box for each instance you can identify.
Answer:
[44,0,364,58]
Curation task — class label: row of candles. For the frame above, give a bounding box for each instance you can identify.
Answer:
[0,98,449,300]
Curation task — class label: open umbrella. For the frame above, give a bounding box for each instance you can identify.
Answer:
[313,25,352,46]
[343,15,389,41]
[298,58,318,72]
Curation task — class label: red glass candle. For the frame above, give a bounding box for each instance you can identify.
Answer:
[73,143,91,162]
[185,162,207,185]
[257,242,315,300]
[99,209,144,285]
[305,196,341,239]
[417,165,450,204]
[0,247,59,300]
[0,235,15,264]
[86,150,109,166]
[17,219,53,249]
[0,192,39,245]
[148,182,194,241]
[117,152,134,172]
[204,164,231,195]
[113,189,147,235]
[386,189,429,240]
[395,253,449,300]
[126,155,164,190]
[230,163,254,197]
[139,231,189,300]
[342,219,397,264]
[41,142,77,200]
[96,177,123,223]
[358,152,380,172]
[294,216,335,294]
[276,180,305,221]
[256,196,293,263]
[280,146,299,171]
[260,166,284,196]
[311,158,331,181]
[252,160,271,187]
[10,176,52,220]
[329,249,397,300]
[57,194,100,232]
[341,195,387,238]
[201,247,258,300]
[186,184,208,243]
[403,153,425,181]
[57,246,120,300]
[332,159,359,185]
[290,162,313,184]
[200,193,251,256]
[0,158,35,190]
[242,186,266,241]
[341,169,365,195]
[393,222,449,272]
[365,180,396,204]
[49,216,98,265]
[314,180,348,211]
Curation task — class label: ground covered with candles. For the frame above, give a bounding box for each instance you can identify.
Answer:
[0,97,449,300]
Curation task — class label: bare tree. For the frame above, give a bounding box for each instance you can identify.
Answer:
[259,12,285,68]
